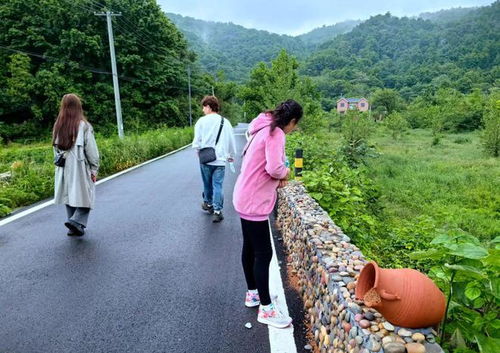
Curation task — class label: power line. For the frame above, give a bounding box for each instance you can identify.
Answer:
[112,21,188,65]
[59,0,189,66]
[0,45,198,92]
[0,45,148,84]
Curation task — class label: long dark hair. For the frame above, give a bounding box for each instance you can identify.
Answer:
[267,99,303,132]
[52,94,87,150]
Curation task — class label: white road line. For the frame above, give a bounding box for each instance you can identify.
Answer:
[0,144,192,227]
[268,221,297,353]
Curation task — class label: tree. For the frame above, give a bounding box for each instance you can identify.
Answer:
[384,112,409,139]
[239,49,325,132]
[481,93,500,157]
[0,0,194,141]
[371,88,403,118]
[339,111,376,167]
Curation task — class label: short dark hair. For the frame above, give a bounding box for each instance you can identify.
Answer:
[201,95,219,113]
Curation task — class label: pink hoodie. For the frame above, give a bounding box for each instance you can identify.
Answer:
[233,113,288,221]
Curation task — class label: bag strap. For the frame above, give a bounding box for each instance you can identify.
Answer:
[215,117,224,145]
[242,125,268,157]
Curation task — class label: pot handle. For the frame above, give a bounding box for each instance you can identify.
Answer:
[380,289,400,301]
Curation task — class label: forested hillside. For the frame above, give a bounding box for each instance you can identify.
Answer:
[0,0,196,141]
[303,1,499,107]
[166,13,309,82]
[295,20,361,46]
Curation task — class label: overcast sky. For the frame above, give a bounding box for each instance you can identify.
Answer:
[157,0,494,35]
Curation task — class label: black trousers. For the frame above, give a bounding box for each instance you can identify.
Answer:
[240,218,273,306]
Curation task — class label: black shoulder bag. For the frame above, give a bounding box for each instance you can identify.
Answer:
[198,117,224,164]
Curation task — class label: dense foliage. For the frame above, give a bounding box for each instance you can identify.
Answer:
[0,127,193,217]
[167,13,309,82]
[0,0,195,141]
[287,127,499,352]
[296,20,361,46]
[238,50,325,132]
[303,2,500,109]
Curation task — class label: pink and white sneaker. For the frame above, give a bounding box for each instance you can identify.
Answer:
[245,290,260,308]
[257,303,292,328]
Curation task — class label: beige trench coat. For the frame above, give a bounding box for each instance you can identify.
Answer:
[54,121,100,209]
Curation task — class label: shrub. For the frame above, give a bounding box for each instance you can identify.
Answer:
[480,97,500,157]
[384,112,409,139]
[0,127,193,217]
[339,111,377,167]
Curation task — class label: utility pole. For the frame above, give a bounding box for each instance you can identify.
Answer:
[95,11,124,139]
[187,66,192,126]
[211,86,215,96]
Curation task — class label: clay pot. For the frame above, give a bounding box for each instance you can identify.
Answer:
[355,261,446,328]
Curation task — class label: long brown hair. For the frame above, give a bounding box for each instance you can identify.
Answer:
[52,94,87,150]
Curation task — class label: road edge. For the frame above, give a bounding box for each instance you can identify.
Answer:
[0,144,192,227]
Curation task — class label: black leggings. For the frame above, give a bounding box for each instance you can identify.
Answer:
[241,218,273,306]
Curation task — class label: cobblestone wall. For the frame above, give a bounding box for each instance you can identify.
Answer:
[276,182,444,353]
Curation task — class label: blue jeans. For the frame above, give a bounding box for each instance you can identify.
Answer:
[200,164,225,211]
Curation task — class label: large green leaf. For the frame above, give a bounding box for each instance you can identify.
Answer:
[431,233,454,245]
[491,319,500,329]
[450,243,489,259]
[475,334,500,353]
[450,328,467,349]
[465,283,481,300]
[445,264,486,278]
[490,278,500,299]
[482,249,500,268]
[409,248,447,260]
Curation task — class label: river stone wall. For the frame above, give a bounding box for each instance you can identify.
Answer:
[276,182,444,353]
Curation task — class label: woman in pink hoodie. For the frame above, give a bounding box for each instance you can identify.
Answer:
[233,100,303,328]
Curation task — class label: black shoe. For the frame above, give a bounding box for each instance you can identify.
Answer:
[201,202,214,214]
[212,211,224,223]
[65,220,85,236]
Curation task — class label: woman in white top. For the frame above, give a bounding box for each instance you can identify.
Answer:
[192,96,236,222]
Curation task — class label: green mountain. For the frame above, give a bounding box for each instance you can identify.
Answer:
[302,1,499,106]
[166,13,308,82]
[166,14,361,82]
[296,20,361,46]
[418,7,477,23]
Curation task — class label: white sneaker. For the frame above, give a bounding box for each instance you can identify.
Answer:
[245,291,260,307]
[257,303,292,328]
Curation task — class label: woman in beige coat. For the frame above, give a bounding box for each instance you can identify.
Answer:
[53,94,99,236]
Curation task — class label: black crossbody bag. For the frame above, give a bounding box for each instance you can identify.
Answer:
[199,117,224,164]
[54,149,67,167]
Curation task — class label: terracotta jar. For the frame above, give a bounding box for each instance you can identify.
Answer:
[355,261,446,328]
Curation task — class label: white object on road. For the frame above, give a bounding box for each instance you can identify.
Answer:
[245,322,252,329]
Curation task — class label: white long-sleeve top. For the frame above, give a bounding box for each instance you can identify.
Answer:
[192,113,237,166]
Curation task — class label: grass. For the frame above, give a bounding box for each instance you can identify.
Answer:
[369,129,499,243]
[0,127,193,217]
[288,126,499,269]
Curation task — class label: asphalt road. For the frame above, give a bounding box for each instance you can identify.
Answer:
[0,126,287,353]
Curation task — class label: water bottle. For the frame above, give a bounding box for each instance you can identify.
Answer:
[229,161,236,173]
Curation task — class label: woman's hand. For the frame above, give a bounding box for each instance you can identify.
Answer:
[278,179,288,188]
[91,174,97,183]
